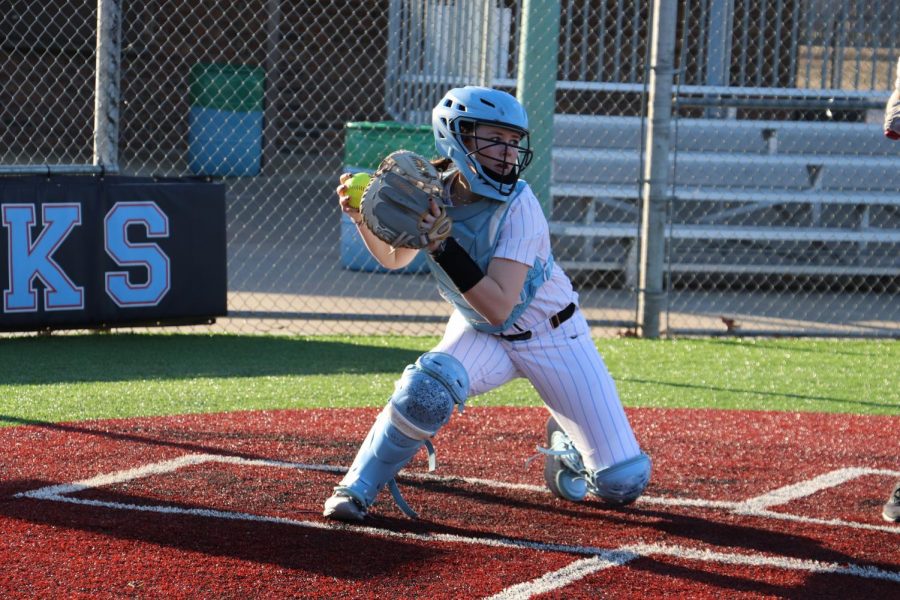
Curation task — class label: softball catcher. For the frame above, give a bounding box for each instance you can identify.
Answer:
[326,86,651,521]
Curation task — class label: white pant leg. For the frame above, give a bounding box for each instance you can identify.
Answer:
[505,310,642,471]
[432,310,520,397]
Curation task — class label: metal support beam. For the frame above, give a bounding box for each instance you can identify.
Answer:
[705,0,735,118]
[637,0,678,339]
[516,0,560,216]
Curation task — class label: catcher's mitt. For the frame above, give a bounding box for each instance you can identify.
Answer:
[360,150,452,249]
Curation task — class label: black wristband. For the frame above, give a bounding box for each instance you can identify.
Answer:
[430,237,484,293]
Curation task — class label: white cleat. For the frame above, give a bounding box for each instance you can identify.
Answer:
[883,481,900,523]
[543,416,589,502]
[323,490,367,522]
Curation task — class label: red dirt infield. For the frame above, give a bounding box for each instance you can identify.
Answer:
[1,407,898,598]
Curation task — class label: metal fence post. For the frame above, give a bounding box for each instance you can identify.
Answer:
[93,0,122,172]
[706,0,735,118]
[637,0,678,339]
[478,0,494,87]
[516,0,560,217]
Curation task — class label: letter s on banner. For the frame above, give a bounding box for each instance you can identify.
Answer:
[104,201,171,307]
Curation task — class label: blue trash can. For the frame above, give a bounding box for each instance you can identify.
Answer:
[188,63,264,177]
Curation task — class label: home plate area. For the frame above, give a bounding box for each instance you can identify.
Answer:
[1,407,898,598]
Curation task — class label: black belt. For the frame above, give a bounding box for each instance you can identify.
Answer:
[498,303,577,342]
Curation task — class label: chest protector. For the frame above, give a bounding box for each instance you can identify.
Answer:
[425,181,554,333]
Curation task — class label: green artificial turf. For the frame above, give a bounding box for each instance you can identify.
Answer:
[0,333,897,426]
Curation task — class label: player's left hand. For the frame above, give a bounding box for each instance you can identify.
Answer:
[336,173,362,223]
[423,198,447,254]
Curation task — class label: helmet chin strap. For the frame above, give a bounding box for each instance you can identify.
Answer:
[478,164,519,197]
[482,165,519,186]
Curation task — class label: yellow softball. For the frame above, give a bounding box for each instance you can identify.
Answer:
[345,172,371,210]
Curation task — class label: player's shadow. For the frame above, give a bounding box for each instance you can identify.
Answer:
[606,506,899,598]
[0,480,439,579]
[606,506,896,571]
[613,553,896,599]
[376,477,898,593]
[5,478,895,598]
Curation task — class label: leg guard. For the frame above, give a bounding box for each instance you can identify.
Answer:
[590,452,652,505]
[334,352,469,516]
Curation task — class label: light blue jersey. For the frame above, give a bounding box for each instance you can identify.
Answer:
[425,179,554,334]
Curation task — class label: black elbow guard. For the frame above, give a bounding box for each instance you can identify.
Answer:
[430,237,484,293]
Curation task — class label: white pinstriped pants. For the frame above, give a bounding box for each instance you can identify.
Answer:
[432,308,643,470]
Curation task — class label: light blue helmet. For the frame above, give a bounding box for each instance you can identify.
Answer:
[432,86,533,200]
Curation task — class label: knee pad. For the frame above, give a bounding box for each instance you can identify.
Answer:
[414,351,469,407]
[388,352,469,440]
[591,452,652,505]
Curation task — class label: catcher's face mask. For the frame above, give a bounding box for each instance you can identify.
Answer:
[459,121,532,192]
[433,86,533,200]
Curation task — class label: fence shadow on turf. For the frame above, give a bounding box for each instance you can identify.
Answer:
[0,333,425,385]
[0,413,335,465]
[618,377,899,411]
[699,337,883,358]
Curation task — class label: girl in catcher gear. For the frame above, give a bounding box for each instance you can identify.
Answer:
[327,86,651,521]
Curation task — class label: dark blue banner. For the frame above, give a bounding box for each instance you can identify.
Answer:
[0,175,226,332]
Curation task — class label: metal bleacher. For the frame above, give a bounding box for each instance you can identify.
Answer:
[380,0,900,281]
[549,115,900,278]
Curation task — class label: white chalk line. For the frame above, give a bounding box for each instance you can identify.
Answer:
[487,542,900,599]
[15,454,900,536]
[739,467,900,511]
[11,453,900,595]
[16,454,346,500]
[485,552,638,600]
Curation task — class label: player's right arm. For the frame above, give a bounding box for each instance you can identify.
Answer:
[461,258,530,326]
[336,173,418,269]
[423,192,537,327]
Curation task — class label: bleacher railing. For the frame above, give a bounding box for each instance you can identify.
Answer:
[386,0,896,124]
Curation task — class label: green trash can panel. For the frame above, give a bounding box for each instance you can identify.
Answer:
[190,63,265,112]
[344,122,436,171]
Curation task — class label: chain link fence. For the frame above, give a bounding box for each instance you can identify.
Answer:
[2,0,898,337]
